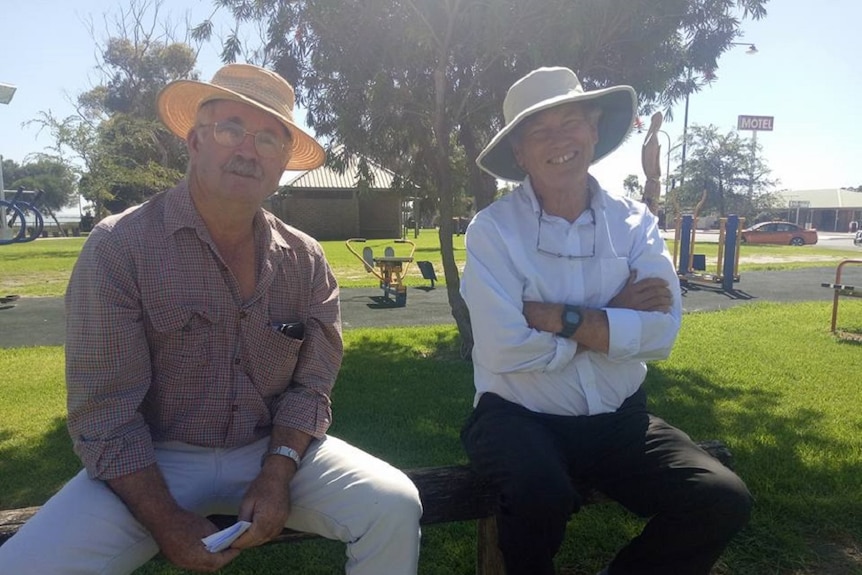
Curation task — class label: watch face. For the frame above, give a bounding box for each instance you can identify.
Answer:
[565,309,581,324]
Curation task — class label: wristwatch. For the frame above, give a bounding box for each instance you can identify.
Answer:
[557,304,584,338]
[261,446,302,469]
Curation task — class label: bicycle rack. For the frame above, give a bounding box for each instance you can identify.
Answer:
[1,187,46,244]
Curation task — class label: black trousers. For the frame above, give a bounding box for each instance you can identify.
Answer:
[460,390,752,575]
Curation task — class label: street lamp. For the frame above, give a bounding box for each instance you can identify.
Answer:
[678,42,757,191]
[0,83,17,241]
[657,129,672,194]
[729,43,759,196]
[679,66,693,191]
[0,83,16,105]
[730,42,758,55]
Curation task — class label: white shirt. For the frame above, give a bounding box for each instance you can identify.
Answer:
[460,175,682,416]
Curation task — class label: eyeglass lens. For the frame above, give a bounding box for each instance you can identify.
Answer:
[210,121,285,158]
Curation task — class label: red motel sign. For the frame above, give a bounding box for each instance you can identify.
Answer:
[737,115,774,131]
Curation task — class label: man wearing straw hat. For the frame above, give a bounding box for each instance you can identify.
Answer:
[459,67,752,575]
[0,64,421,574]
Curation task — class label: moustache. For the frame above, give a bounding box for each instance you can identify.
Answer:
[224,156,264,179]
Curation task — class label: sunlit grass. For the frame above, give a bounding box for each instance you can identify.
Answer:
[4,231,859,297]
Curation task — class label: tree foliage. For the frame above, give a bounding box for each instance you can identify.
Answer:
[623,175,642,198]
[669,124,777,221]
[206,0,768,352]
[29,0,200,218]
[1,156,77,214]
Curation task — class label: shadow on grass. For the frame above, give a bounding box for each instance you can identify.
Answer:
[0,416,79,509]
[329,328,474,470]
[5,326,858,574]
[644,365,862,574]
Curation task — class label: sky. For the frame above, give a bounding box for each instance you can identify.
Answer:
[2,0,861,210]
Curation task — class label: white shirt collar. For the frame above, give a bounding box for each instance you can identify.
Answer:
[520,174,607,217]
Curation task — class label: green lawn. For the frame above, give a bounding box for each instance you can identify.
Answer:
[0,232,856,297]
[2,302,861,574]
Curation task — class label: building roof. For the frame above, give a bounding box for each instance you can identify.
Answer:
[282,150,399,190]
[774,188,862,209]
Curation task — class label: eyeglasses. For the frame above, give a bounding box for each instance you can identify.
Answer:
[198,121,288,159]
[536,208,596,259]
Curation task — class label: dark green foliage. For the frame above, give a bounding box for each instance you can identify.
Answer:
[205,0,770,349]
[670,124,779,219]
[30,0,198,217]
[0,156,77,213]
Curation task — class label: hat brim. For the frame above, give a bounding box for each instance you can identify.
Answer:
[157,79,325,171]
[476,85,637,182]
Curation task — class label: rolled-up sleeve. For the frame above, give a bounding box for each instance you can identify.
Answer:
[461,216,578,374]
[604,208,681,362]
[65,227,156,480]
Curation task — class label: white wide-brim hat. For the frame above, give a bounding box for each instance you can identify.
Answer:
[476,66,637,182]
[157,63,325,170]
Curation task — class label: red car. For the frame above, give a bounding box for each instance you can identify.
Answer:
[740,221,818,246]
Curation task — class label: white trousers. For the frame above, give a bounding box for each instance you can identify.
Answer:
[0,435,422,574]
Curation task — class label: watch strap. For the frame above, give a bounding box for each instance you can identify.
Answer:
[261,445,302,468]
[557,304,584,338]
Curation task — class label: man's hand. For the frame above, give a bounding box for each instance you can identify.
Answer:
[232,458,293,549]
[108,464,239,572]
[608,271,672,313]
[153,508,240,572]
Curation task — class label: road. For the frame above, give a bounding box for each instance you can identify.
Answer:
[3,265,860,348]
[661,229,861,251]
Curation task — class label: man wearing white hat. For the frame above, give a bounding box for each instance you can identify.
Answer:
[0,64,422,574]
[460,67,752,575]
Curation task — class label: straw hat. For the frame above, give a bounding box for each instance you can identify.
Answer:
[476,67,637,182]
[157,63,325,170]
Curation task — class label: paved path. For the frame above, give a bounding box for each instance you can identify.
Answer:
[1,266,858,348]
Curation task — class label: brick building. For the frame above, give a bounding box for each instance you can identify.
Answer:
[265,154,407,240]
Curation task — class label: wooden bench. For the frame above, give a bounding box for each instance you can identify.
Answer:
[0,440,732,575]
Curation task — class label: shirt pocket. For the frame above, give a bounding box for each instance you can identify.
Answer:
[145,305,217,425]
[147,305,214,368]
[248,324,304,399]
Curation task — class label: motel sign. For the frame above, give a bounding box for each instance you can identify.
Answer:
[737,115,774,131]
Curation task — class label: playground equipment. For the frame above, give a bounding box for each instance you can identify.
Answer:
[671,192,744,292]
[346,237,416,306]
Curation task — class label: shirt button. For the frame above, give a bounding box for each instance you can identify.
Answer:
[234,357,241,365]
[232,405,239,412]
[239,309,248,319]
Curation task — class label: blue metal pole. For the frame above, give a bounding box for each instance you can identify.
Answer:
[722,215,739,291]
[678,215,692,276]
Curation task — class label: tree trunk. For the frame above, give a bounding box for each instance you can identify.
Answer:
[432,65,474,359]
[459,121,497,212]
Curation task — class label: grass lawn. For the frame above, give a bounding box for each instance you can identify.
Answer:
[0,232,463,296]
[2,302,860,574]
[0,232,857,297]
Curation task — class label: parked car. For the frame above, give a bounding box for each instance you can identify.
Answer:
[740,221,818,246]
[854,230,862,247]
